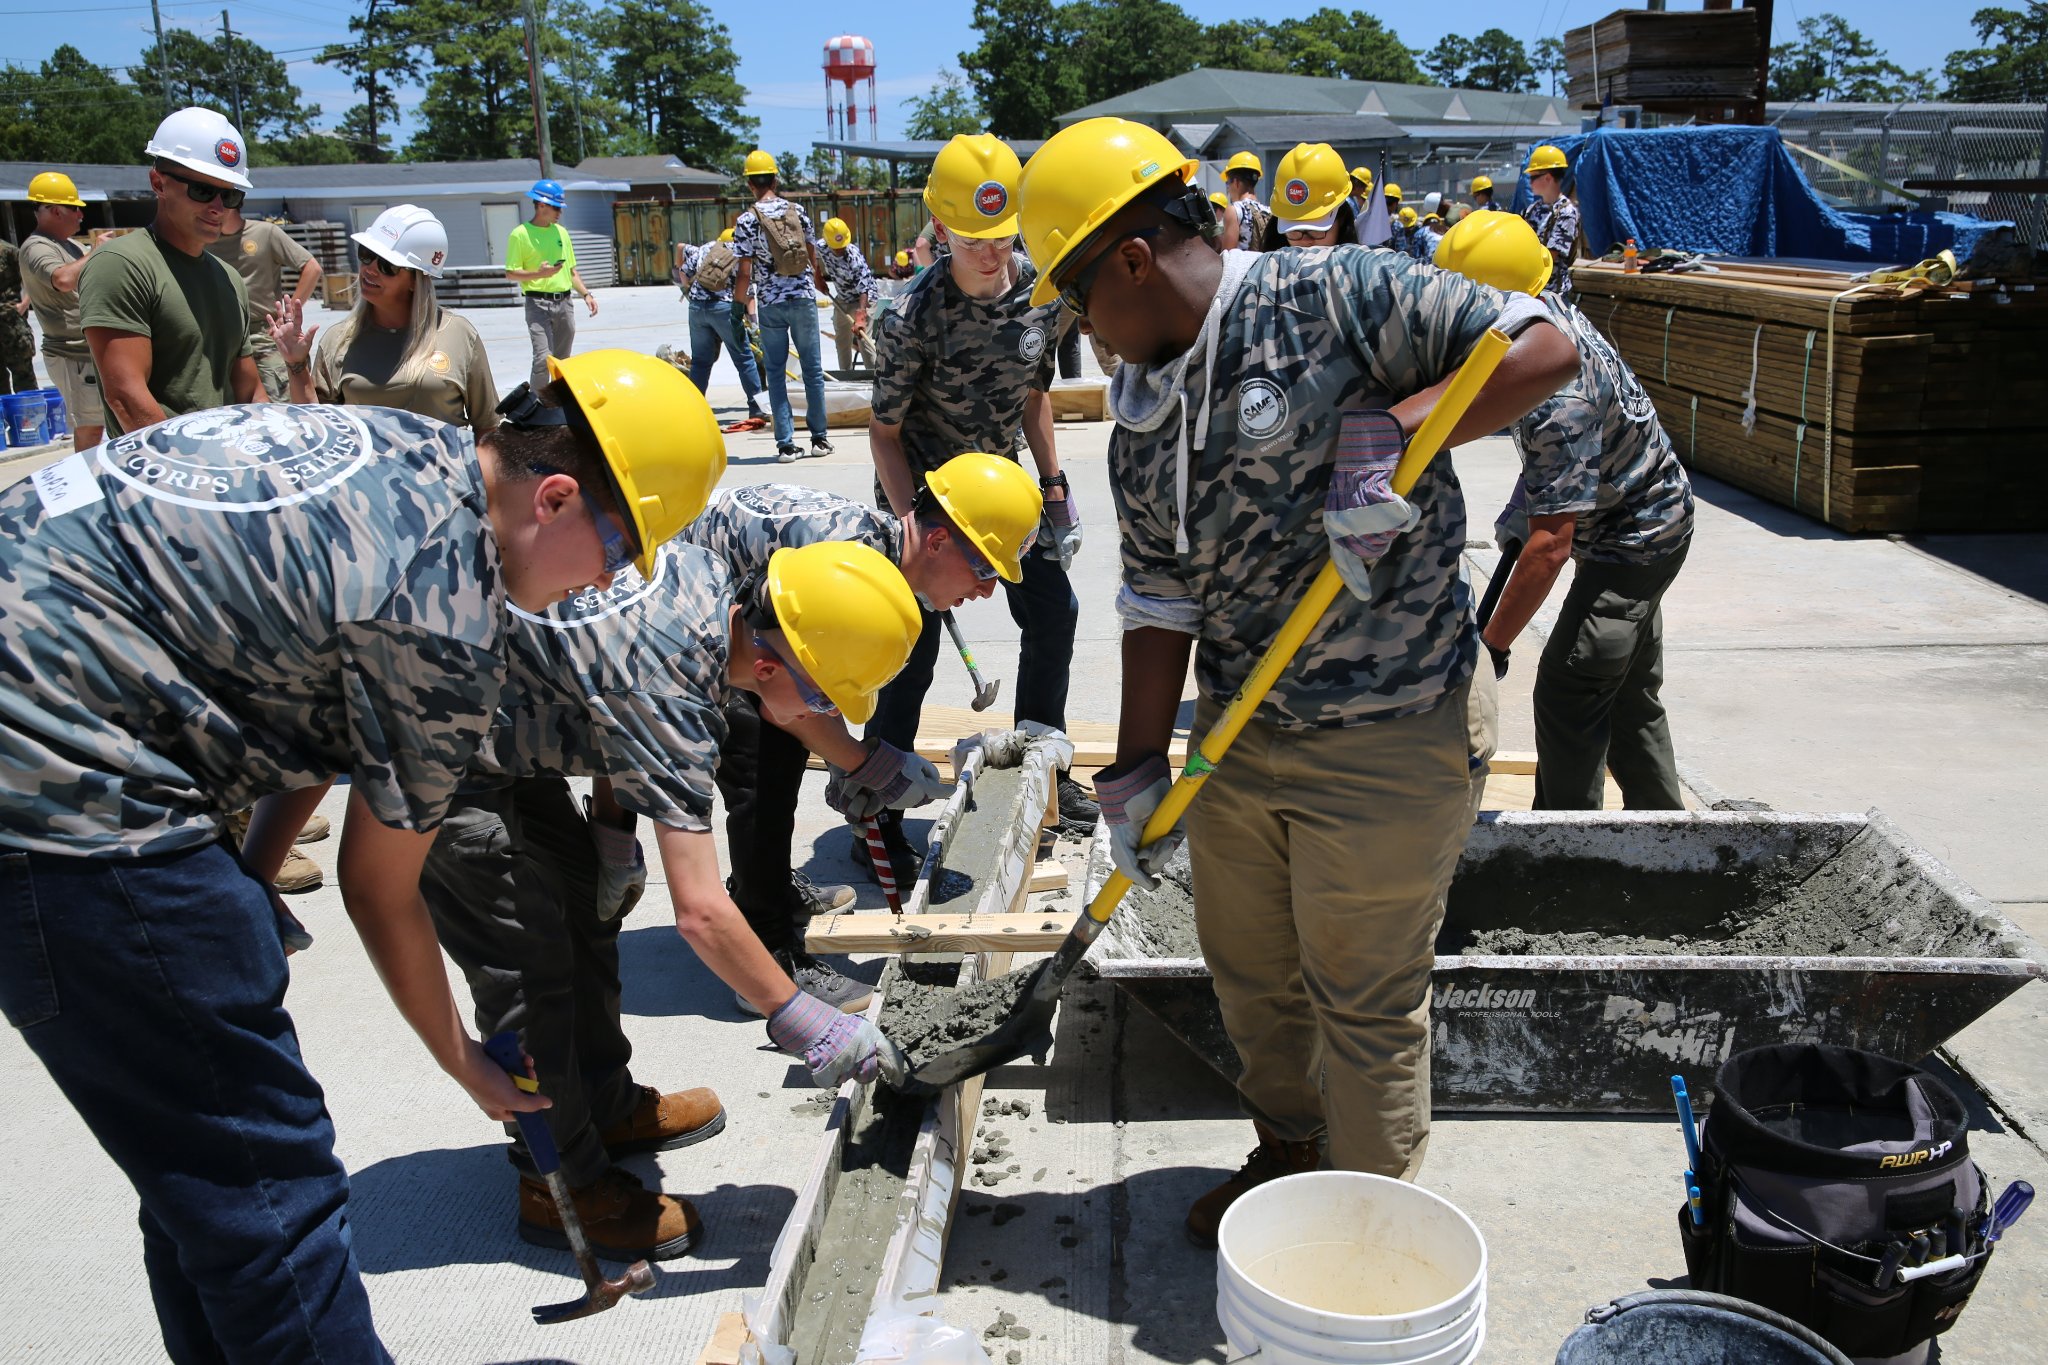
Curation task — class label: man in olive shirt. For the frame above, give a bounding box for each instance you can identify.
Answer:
[80,107,261,436]
[208,207,322,400]
[17,172,106,447]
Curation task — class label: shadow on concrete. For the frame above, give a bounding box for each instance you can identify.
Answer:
[616,922,748,1022]
[1906,533,2048,608]
[1690,469,1851,543]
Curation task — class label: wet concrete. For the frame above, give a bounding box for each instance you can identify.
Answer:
[929,765,1026,909]
[881,964,1038,1069]
[1104,845,1203,960]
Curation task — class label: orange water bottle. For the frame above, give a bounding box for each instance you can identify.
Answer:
[1623,238,1640,273]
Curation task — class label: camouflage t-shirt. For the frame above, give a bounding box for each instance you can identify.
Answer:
[870,256,1057,482]
[0,404,507,856]
[817,243,880,309]
[1111,246,1512,730]
[467,541,731,831]
[732,196,816,307]
[1498,295,1693,565]
[681,483,903,620]
[1525,196,1580,295]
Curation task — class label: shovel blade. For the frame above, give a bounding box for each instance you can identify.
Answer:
[895,960,1061,1095]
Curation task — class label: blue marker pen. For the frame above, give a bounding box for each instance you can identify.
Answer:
[1673,1075,1705,1227]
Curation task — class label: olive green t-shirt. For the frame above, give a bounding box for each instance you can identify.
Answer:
[313,307,500,432]
[18,232,90,361]
[206,220,314,338]
[79,227,252,436]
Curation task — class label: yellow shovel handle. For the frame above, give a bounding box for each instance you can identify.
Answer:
[1086,326,1514,925]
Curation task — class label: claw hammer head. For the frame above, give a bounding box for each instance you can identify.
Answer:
[531,1260,657,1324]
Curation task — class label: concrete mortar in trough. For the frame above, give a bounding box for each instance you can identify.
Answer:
[1086,808,2044,1112]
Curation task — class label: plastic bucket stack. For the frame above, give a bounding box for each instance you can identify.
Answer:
[1216,1171,1487,1364]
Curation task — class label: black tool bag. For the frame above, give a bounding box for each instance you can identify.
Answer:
[1680,1044,1993,1359]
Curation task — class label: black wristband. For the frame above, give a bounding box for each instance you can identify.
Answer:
[1039,472,1069,491]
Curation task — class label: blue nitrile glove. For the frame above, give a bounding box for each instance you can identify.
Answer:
[827,739,950,820]
[586,797,646,922]
[1040,485,1082,571]
[1325,408,1420,600]
[1095,752,1183,892]
[767,990,910,1089]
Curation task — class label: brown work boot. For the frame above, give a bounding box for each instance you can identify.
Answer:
[518,1165,701,1261]
[599,1083,726,1156]
[273,846,323,894]
[1185,1122,1323,1249]
[295,813,331,844]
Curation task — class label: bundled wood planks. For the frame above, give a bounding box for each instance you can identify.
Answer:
[1576,260,2048,532]
[1564,8,1759,107]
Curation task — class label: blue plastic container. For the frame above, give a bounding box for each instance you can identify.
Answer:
[1,391,50,447]
[36,387,67,437]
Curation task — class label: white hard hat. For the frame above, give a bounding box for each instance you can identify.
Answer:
[351,203,449,277]
[145,106,251,191]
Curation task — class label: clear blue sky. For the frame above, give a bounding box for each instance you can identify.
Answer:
[10,0,1940,162]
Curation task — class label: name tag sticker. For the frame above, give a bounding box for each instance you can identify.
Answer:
[31,453,105,518]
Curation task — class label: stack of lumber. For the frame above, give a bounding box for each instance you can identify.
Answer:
[437,265,522,308]
[1575,260,2048,532]
[1564,8,1758,107]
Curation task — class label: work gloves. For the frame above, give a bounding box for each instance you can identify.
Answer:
[768,989,910,1089]
[586,797,647,922]
[1040,487,1083,571]
[1095,752,1183,893]
[1485,640,1512,681]
[1325,409,1420,600]
[729,298,749,335]
[826,739,951,821]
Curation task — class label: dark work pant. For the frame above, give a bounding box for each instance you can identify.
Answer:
[1533,539,1690,811]
[0,841,389,1365]
[870,544,1078,751]
[417,777,637,1189]
[713,689,814,955]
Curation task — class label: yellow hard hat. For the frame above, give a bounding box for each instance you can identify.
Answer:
[1434,209,1553,296]
[1350,165,1373,191]
[1398,206,1418,228]
[924,452,1043,584]
[822,216,853,250]
[923,133,1022,240]
[1384,183,1403,201]
[718,227,735,243]
[1470,174,1494,195]
[1225,151,1262,177]
[546,349,727,578]
[743,149,779,177]
[767,542,921,724]
[1208,191,1228,209]
[1017,117,1197,308]
[1271,142,1350,232]
[894,249,910,267]
[28,172,86,208]
[1525,144,1568,175]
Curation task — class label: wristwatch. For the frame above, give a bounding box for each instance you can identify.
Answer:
[1039,472,1069,492]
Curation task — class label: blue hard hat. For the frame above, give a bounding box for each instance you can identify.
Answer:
[529,178,566,207]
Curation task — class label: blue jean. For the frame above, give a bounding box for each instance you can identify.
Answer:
[758,297,828,446]
[687,301,763,407]
[0,842,388,1365]
[870,542,1077,750]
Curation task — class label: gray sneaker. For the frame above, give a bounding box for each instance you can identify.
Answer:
[792,870,855,915]
[736,951,874,1017]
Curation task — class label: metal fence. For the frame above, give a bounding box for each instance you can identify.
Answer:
[1768,101,2048,248]
[613,192,932,287]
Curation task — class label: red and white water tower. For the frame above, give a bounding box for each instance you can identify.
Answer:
[824,34,878,156]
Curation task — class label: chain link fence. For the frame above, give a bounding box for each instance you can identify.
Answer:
[1769,101,2048,248]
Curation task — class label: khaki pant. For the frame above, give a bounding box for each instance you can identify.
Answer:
[43,350,104,430]
[831,303,868,371]
[251,339,289,402]
[1189,675,1494,1179]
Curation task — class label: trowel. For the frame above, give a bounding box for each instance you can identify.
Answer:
[895,328,1515,1096]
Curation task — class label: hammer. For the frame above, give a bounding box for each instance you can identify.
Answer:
[482,1032,656,1324]
[940,610,1000,712]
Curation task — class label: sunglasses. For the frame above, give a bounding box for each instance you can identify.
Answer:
[158,164,246,210]
[753,635,840,715]
[1055,227,1160,318]
[363,252,411,277]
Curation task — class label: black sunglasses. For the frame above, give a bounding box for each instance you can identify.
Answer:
[158,163,246,210]
[1055,227,1160,318]
[363,252,410,277]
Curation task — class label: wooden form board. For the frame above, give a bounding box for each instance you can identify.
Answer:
[807,911,1073,954]
[693,1311,749,1365]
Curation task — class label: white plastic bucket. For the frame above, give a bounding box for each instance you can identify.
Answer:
[1215,1171,1487,1364]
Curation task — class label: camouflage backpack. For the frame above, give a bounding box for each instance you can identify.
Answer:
[694,240,738,293]
[758,205,811,277]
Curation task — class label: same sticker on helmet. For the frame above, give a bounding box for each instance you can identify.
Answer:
[214,138,241,169]
[1284,178,1310,207]
[974,180,1009,219]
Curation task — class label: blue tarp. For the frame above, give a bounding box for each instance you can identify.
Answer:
[1509,125,2012,267]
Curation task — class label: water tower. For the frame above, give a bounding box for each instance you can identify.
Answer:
[823,34,877,171]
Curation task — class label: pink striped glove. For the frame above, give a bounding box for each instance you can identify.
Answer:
[1326,408,1420,599]
[768,990,909,1089]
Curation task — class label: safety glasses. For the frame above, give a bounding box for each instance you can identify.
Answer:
[753,635,840,715]
[960,535,1001,582]
[158,164,246,210]
[580,488,637,577]
[1055,227,1160,318]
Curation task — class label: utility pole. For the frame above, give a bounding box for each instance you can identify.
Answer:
[565,41,588,166]
[521,0,554,177]
[220,10,246,135]
[149,0,172,115]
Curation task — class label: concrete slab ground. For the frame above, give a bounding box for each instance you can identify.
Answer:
[2,284,2044,1362]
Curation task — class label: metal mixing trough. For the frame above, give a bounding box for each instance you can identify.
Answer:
[1086,809,2043,1112]
[741,730,1067,1364]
